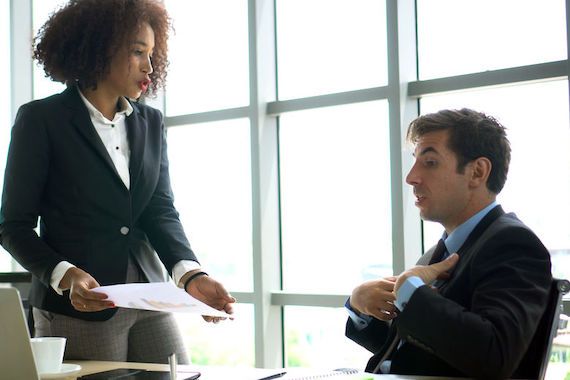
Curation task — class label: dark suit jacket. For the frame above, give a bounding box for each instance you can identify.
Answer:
[0,86,198,321]
[346,206,552,379]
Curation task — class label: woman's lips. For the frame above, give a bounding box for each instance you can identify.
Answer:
[139,79,151,92]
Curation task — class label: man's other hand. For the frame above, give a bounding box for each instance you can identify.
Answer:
[350,276,398,321]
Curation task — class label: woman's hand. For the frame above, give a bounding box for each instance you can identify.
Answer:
[60,267,115,312]
[184,273,236,323]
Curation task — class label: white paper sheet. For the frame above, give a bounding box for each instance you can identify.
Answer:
[93,282,231,317]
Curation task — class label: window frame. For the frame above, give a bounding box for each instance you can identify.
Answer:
[7,0,570,367]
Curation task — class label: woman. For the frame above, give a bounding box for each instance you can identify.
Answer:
[0,0,235,363]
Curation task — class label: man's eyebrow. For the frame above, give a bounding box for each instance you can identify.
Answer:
[413,146,438,157]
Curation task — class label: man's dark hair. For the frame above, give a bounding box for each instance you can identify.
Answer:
[407,108,511,194]
[33,0,171,95]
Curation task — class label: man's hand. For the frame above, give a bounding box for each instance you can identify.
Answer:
[350,276,397,321]
[394,253,459,294]
[59,267,115,312]
[185,274,236,323]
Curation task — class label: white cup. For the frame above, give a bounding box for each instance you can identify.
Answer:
[30,337,66,374]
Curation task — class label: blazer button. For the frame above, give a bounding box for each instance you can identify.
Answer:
[120,226,130,235]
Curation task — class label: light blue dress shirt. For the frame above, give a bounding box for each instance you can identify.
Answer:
[346,201,498,330]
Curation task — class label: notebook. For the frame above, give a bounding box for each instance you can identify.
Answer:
[0,287,40,380]
[282,368,361,379]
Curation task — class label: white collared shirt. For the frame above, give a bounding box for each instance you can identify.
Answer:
[78,90,132,189]
[50,90,199,294]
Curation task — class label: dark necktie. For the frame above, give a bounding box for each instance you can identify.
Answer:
[429,239,452,289]
[429,238,448,264]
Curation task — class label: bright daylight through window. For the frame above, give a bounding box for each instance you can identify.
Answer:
[0,0,11,271]
[4,0,569,375]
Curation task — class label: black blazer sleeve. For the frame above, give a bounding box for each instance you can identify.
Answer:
[396,224,551,379]
[345,313,391,354]
[0,101,63,286]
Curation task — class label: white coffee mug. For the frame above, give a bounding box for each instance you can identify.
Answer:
[30,337,66,374]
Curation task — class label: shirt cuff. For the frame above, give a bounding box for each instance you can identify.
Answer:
[345,297,373,331]
[50,261,76,295]
[173,260,202,288]
[395,276,425,311]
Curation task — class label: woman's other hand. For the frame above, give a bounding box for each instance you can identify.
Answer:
[184,272,236,323]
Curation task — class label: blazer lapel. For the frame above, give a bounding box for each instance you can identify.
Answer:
[63,86,125,187]
[457,205,504,256]
[437,205,505,291]
[126,102,146,189]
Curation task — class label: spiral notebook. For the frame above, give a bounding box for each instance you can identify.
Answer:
[283,368,360,379]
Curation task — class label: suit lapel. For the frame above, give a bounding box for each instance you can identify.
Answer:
[126,102,146,189]
[436,205,505,291]
[420,206,504,266]
[457,205,504,256]
[63,86,125,188]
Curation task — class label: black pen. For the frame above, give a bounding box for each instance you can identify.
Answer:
[258,371,287,380]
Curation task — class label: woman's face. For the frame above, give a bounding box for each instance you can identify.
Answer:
[99,22,155,99]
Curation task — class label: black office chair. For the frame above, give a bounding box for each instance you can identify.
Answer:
[0,271,34,336]
[512,278,570,380]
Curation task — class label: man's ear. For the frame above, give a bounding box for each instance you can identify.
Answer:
[469,157,492,188]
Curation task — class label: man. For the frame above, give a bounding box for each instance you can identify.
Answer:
[345,108,552,379]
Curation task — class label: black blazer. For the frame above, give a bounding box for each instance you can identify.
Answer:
[346,206,552,379]
[0,86,198,321]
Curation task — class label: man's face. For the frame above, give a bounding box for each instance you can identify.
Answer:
[406,130,474,232]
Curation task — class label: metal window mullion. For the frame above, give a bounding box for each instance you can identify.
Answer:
[10,0,33,122]
[164,107,250,127]
[266,86,390,116]
[271,292,348,308]
[387,0,422,275]
[248,0,282,369]
[408,60,568,98]
[567,0,570,103]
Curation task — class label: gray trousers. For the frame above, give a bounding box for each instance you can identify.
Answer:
[33,257,189,364]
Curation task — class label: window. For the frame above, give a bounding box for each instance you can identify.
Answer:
[284,306,370,368]
[164,0,249,116]
[279,101,393,294]
[177,304,254,366]
[5,0,569,373]
[167,119,253,292]
[276,0,387,100]
[417,0,567,79]
[275,3,391,365]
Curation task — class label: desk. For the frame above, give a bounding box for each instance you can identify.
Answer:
[66,361,461,380]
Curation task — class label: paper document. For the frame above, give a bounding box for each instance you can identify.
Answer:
[94,282,231,317]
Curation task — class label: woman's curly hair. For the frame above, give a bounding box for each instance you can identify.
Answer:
[33,0,171,96]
